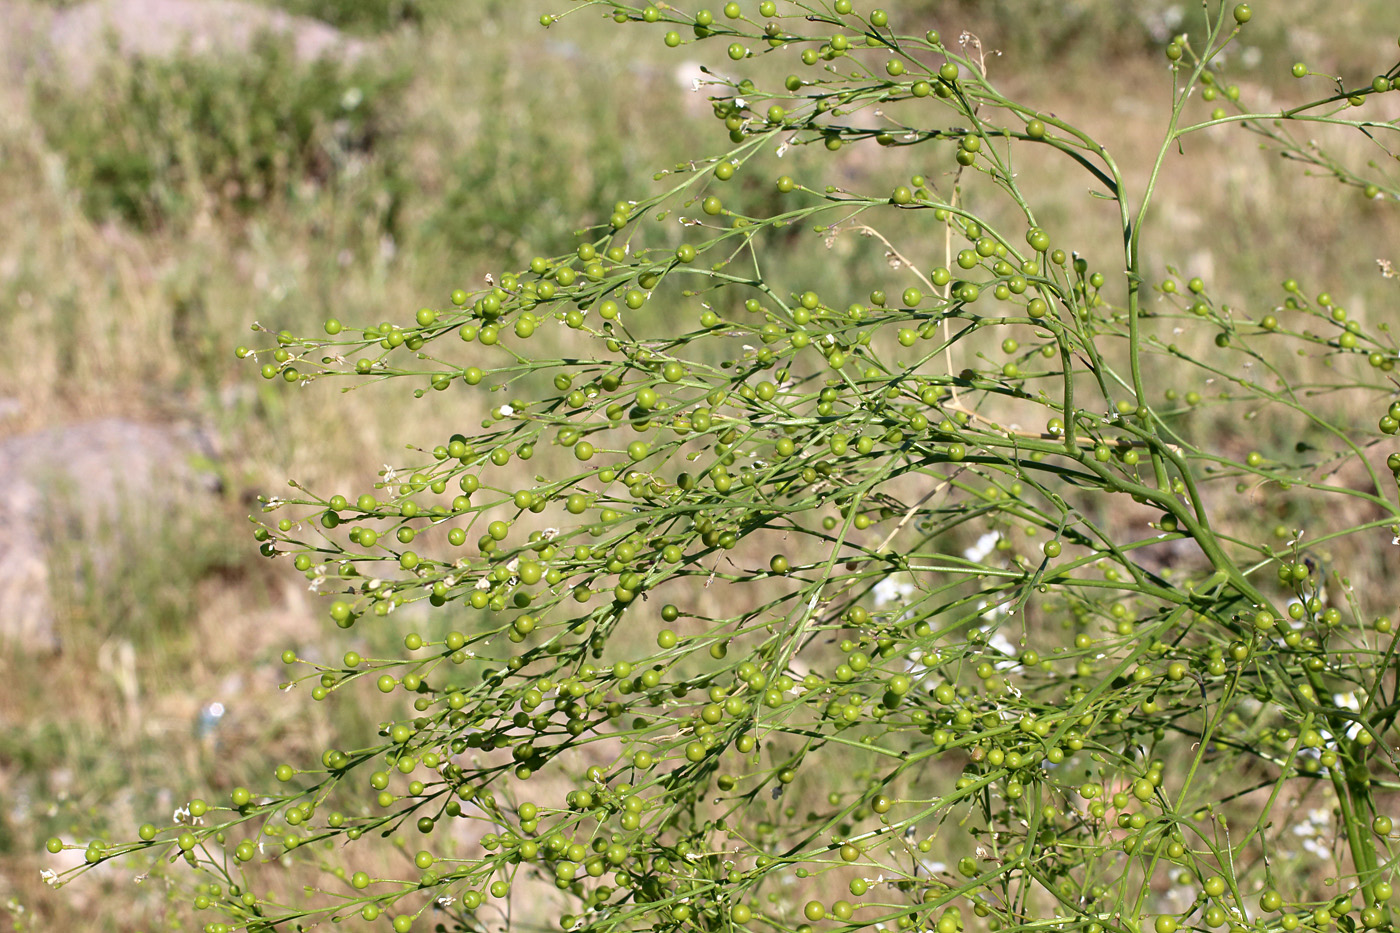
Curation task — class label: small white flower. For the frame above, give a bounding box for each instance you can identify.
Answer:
[437,895,456,907]
[41,868,58,887]
[499,404,515,417]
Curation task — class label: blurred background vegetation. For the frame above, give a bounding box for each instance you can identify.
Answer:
[1,0,1397,929]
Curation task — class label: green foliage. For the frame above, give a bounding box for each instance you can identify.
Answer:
[915,0,1164,61]
[275,0,431,33]
[32,32,408,231]
[45,486,247,654]
[424,63,638,266]
[55,4,1400,933]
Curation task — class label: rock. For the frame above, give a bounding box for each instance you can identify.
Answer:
[0,418,220,652]
[1,0,364,90]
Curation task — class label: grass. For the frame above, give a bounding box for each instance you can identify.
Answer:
[31,30,409,233]
[1,1,1397,929]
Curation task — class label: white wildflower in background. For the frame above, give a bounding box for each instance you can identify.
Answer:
[964,532,999,563]
[1291,808,1333,859]
[977,598,1010,623]
[986,628,1017,659]
[41,869,58,887]
[1330,692,1365,741]
[1141,6,1185,44]
[873,576,916,608]
[977,613,1018,671]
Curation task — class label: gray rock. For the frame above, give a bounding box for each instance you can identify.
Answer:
[0,418,220,652]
